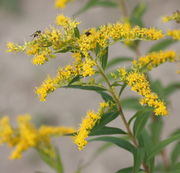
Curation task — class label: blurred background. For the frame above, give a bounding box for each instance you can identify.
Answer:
[0,0,180,172]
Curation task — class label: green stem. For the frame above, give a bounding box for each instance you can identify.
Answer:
[119,0,128,18]
[96,63,150,173]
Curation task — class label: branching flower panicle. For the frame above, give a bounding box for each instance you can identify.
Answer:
[162,10,180,23]
[167,29,180,40]
[7,15,79,65]
[133,50,177,71]
[0,114,75,159]
[118,69,168,115]
[74,102,109,150]
[36,55,97,101]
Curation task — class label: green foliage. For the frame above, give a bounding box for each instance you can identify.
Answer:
[37,148,64,173]
[148,39,177,53]
[4,0,180,173]
[89,136,136,154]
[129,2,146,27]
[74,0,117,16]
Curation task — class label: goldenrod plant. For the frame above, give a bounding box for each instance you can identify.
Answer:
[3,0,180,173]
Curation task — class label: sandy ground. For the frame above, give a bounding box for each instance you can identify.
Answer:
[0,0,180,172]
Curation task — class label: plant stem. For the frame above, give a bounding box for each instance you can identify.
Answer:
[96,63,150,173]
[119,0,128,18]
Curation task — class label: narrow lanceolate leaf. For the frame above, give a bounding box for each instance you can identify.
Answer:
[121,97,141,110]
[164,82,180,98]
[133,109,152,137]
[89,136,136,154]
[100,47,109,70]
[115,167,133,173]
[94,111,119,128]
[150,116,163,144]
[106,57,133,69]
[74,27,80,38]
[54,46,73,53]
[148,39,177,53]
[133,148,145,173]
[97,91,114,102]
[37,149,56,169]
[68,76,81,85]
[55,148,64,173]
[147,134,180,161]
[171,142,180,164]
[63,85,106,91]
[130,2,146,27]
[90,126,126,136]
[74,0,117,16]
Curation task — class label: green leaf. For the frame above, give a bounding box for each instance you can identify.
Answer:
[68,76,81,85]
[74,27,80,38]
[89,136,136,154]
[150,80,166,100]
[164,82,180,98]
[63,85,106,91]
[130,3,146,27]
[171,142,180,164]
[137,130,155,172]
[94,111,119,128]
[133,109,152,137]
[97,91,114,102]
[100,47,109,70]
[74,0,117,16]
[55,148,64,173]
[149,116,163,144]
[147,134,180,161]
[106,56,133,69]
[37,149,56,169]
[115,167,133,173]
[37,148,64,173]
[148,39,177,53]
[121,97,141,110]
[133,148,145,173]
[90,126,126,136]
[54,46,73,53]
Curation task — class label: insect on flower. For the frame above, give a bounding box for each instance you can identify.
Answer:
[30,30,42,38]
[85,31,91,36]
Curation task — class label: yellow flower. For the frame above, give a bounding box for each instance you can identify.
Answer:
[0,114,75,159]
[74,111,101,150]
[162,10,180,23]
[78,28,99,57]
[74,102,109,150]
[0,116,14,146]
[55,0,72,8]
[81,59,97,77]
[120,70,168,116]
[167,29,180,40]
[133,50,177,70]
[6,42,22,53]
[35,76,56,101]
[39,126,75,136]
[56,14,80,28]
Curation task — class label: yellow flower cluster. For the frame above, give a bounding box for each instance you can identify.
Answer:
[36,57,97,101]
[167,29,180,40]
[54,0,73,8]
[56,14,80,28]
[162,10,180,23]
[78,23,164,57]
[0,114,75,159]
[118,70,168,115]
[7,15,79,65]
[133,50,176,71]
[74,102,109,150]
[6,42,24,53]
